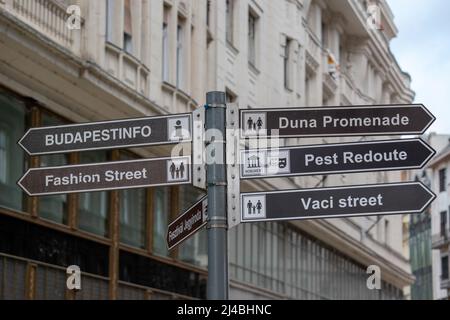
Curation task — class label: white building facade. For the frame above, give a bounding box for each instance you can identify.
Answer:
[0,0,415,299]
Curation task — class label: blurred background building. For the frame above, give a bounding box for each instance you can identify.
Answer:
[402,133,450,300]
[426,135,450,300]
[0,0,417,299]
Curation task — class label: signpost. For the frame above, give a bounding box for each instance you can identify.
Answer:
[15,90,438,301]
[18,156,191,196]
[19,114,192,155]
[241,139,435,179]
[240,182,435,223]
[240,104,435,138]
[166,195,208,250]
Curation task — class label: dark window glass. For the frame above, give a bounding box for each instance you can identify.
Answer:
[78,151,109,236]
[439,168,446,192]
[441,256,449,280]
[39,113,68,224]
[123,0,133,53]
[176,23,184,88]
[119,153,146,249]
[248,11,257,66]
[153,187,170,256]
[284,39,291,89]
[226,0,234,44]
[0,214,108,276]
[441,211,447,237]
[178,186,207,267]
[0,93,26,212]
[119,250,206,298]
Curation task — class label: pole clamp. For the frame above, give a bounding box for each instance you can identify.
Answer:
[207,182,227,187]
[207,223,228,229]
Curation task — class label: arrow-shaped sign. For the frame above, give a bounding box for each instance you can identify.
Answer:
[241,182,435,223]
[18,156,191,196]
[19,114,192,156]
[240,104,435,138]
[167,195,208,250]
[241,139,435,179]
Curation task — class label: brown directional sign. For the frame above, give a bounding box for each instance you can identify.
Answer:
[167,195,208,250]
[19,114,192,155]
[241,182,435,223]
[18,156,191,196]
[240,104,435,138]
[241,139,435,179]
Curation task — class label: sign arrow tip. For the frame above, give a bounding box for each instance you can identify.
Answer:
[17,170,32,197]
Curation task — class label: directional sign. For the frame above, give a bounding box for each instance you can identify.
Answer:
[240,104,435,138]
[19,114,192,155]
[240,182,435,223]
[241,139,435,179]
[167,196,208,250]
[18,156,191,196]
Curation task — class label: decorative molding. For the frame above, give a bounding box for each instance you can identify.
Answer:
[323,72,338,95]
[305,50,319,75]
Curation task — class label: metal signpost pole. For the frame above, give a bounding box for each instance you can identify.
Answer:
[205,91,229,300]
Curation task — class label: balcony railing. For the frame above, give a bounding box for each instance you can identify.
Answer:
[432,229,450,249]
[441,277,450,290]
[0,252,194,300]
[1,0,83,54]
[305,31,320,75]
[323,73,338,96]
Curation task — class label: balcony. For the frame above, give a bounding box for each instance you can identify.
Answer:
[0,0,83,55]
[323,73,338,96]
[340,72,354,105]
[432,229,450,249]
[441,277,450,290]
[104,42,150,97]
[305,30,320,75]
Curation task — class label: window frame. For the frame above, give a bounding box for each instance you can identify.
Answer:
[226,0,235,45]
[248,8,259,68]
[439,168,446,193]
[441,254,449,280]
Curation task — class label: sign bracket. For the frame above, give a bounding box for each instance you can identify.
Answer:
[193,107,206,190]
[226,103,241,229]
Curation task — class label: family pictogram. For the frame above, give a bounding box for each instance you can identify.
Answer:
[169,161,186,180]
[246,116,264,131]
[246,199,263,215]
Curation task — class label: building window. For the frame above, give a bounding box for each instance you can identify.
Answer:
[229,222,404,299]
[384,219,390,244]
[162,6,170,82]
[439,168,446,192]
[106,0,114,42]
[39,113,68,224]
[0,93,25,212]
[321,22,327,48]
[178,186,207,267]
[442,255,449,280]
[123,0,133,53]
[440,211,448,237]
[78,151,109,237]
[176,21,185,89]
[206,0,211,28]
[119,153,146,249]
[153,187,170,257]
[226,89,237,104]
[248,10,258,67]
[284,38,294,90]
[0,130,7,184]
[226,0,234,44]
